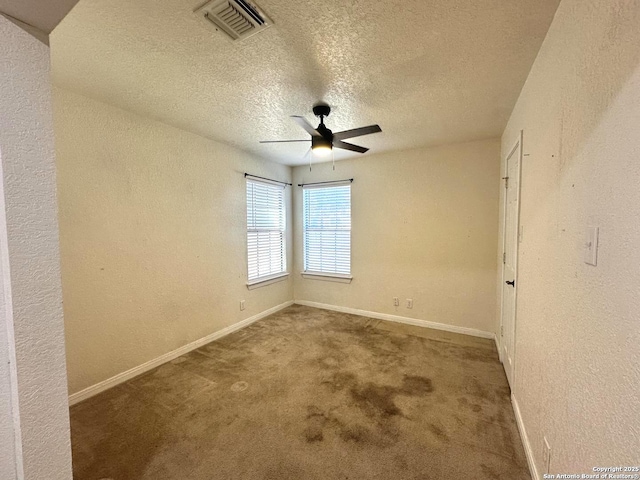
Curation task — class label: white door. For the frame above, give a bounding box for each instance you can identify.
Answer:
[500,133,522,391]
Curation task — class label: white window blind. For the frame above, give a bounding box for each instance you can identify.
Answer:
[303,183,351,276]
[246,179,286,282]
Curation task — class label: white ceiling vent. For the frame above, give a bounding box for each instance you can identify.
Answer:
[194,0,273,41]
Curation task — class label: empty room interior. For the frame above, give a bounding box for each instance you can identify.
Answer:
[1,0,639,479]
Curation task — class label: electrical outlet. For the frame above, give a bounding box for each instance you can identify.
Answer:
[393,297,399,306]
[240,300,245,311]
[406,299,413,309]
[542,437,551,474]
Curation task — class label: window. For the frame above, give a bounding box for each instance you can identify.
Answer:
[246,179,286,284]
[303,182,351,278]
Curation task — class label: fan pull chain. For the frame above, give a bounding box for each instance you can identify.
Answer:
[332,149,335,170]
[302,147,312,172]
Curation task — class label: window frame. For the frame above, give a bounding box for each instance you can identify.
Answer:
[245,178,288,288]
[302,181,352,282]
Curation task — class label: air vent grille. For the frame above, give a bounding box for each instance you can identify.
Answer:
[195,0,273,41]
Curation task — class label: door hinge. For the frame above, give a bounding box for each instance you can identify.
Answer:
[502,176,509,189]
[501,325,504,337]
[503,252,506,264]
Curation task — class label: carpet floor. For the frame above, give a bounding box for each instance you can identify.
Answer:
[70,305,530,479]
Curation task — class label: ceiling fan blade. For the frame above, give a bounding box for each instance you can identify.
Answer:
[259,140,310,143]
[291,116,321,136]
[333,124,382,141]
[333,140,369,154]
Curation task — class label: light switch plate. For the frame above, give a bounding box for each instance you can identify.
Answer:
[584,227,599,266]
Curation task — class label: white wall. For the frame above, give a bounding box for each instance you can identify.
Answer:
[293,139,501,335]
[0,17,72,480]
[53,88,293,395]
[500,0,640,472]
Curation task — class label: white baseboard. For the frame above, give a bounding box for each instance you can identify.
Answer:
[68,301,294,406]
[512,394,539,480]
[294,300,494,339]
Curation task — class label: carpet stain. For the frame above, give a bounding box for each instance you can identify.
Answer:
[350,383,403,417]
[304,406,329,443]
[400,375,434,395]
[305,373,435,446]
[348,375,433,419]
[458,396,483,413]
[304,405,377,446]
[321,371,358,393]
[304,426,324,443]
[338,423,370,443]
[230,381,248,392]
[480,463,502,479]
[427,423,449,442]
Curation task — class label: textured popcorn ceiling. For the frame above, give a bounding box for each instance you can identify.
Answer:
[51,0,560,166]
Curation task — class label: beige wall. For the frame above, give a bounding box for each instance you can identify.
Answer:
[500,0,640,472]
[53,89,293,395]
[293,139,501,334]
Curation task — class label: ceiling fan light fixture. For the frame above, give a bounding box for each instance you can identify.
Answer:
[312,136,332,157]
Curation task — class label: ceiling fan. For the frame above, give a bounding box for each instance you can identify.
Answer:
[260,103,382,156]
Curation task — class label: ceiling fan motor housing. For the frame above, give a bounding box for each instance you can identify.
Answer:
[312,104,331,118]
[315,123,333,141]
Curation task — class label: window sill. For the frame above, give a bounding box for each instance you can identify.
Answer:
[301,272,353,284]
[246,273,289,290]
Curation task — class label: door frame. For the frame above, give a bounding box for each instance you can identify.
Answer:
[499,130,523,389]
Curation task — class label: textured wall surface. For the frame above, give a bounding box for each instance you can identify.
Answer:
[500,0,640,471]
[53,89,293,395]
[0,17,72,480]
[293,139,501,334]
